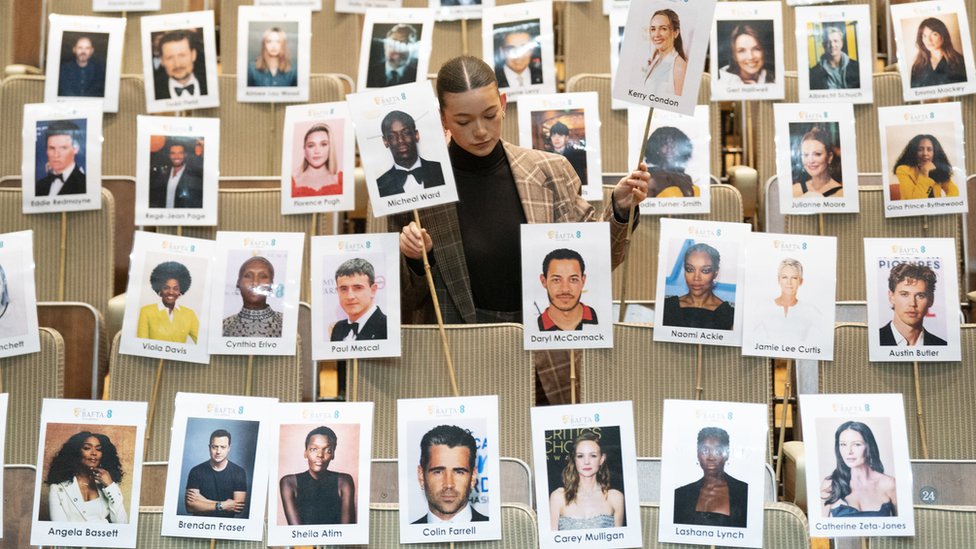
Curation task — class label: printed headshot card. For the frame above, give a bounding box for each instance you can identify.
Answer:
[135,115,219,226]
[863,238,961,362]
[0,394,6,531]
[612,0,717,115]
[397,395,502,543]
[654,218,751,347]
[658,400,767,548]
[236,6,311,104]
[710,1,785,102]
[482,2,557,102]
[347,82,459,217]
[44,15,126,113]
[0,231,41,357]
[255,0,323,11]
[878,102,968,218]
[119,231,216,365]
[30,399,147,548]
[741,233,837,361]
[161,392,277,541]
[890,0,976,102]
[799,393,915,537]
[267,401,374,546]
[609,7,628,110]
[517,92,602,201]
[432,0,494,23]
[209,231,305,356]
[281,102,356,215]
[521,223,614,351]
[795,5,873,104]
[141,11,220,113]
[530,401,642,549]
[357,9,434,91]
[94,0,160,10]
[773,103,859,215]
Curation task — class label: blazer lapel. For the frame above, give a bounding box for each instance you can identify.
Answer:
[504,141,554,224]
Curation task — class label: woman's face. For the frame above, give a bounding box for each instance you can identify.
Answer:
[777,266,802,297]
[697,436,728,473]
[915,138,935,166]
[79,436,102,469]
[684,251,718,297]
[733,33,764,79]
[237,259,273,308]
[801,139,830,178]
[921,26,944,53]
[838,428,867,468]
[264,32,283,57]
[574,440,605,478]
[440,85,506,157]
[160,277,182,308]
[303,130,330,169]
[649,14,678,53]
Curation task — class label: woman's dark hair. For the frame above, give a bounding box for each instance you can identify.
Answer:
[892,134,953,184]
[727,24,774,82]
[644,126,693,171]
[823,421,883,506]
[650,9,687,62]
[561,432,611,504]
[912,18,965,78]
[0,264,9,308]
[684,242,721,272]
[435,56,498,109]
[46,431,124,485]
[150,261,192,295]
[797,126,841,182]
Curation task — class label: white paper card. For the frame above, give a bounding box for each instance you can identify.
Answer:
[0,231,41,357]
[236,6,310,103]
[255,0,322,10]
[710,1,785,101]
[336,0,401,15]
[93,0,160,10]
[432,0,494,23]
[280,102,356,215]
[482,2,557,102]
[44,15,126,112]
[141,11,220,113]
[357,9,434,91]
[795,5,873,104]
[890,0,976,102]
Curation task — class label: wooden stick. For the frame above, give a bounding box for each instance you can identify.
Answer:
[617,107,654,322]
[695,344,704,400]
[460,20,469,55]
[143,359,166,460]
[0,359,5,394]
[210,538,216,549]
[570,350,576,404]
[245,355,255,397]
[744,102,755,168]
[913,361,930,459]
[817,213,825,236]
[350,358,359,403]
[775,360,793,483]
[270,103,277,170]
[58,211,68,300]
[176,225,183,237]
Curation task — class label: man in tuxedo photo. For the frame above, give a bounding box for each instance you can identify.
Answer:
[329,257,388,341]
[879,262,947,346]
[375,110,445,197]
[35,120,87,197]
[493,22,544,89]
[153,29,208,100]
[366,23,420,88]
[412,424,488,524]
[149,138,204,208]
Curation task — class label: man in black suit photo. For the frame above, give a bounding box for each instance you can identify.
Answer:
[149,138,204,208]
[412,425,488,524]
[879,262,947,346]
[548,121,587,185]
[365,24,420,88]
[493,22,544,89]
[329,257,388,341]
[808,25,860,90]
[35,120,87,197]
[375,110,445,197]
[153,29,208,100]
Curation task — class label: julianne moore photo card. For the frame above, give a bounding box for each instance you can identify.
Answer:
[357,9,434,91]
[280,102,356,215]
[141,11,220,113]
[44,14,125,113]
[236,6,311,103]
[482,2,556,102]
[94,0,160,10]
[890,0,976,102]
[710,1,785,102]
[0,231,41,357]
[795,5,873,104]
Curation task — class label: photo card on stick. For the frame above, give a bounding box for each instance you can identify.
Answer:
[710,1,785,102]
[482,2,557,102]
[795,5,873,104]
[0,231,41,357]
[890,0,976,102]
[357,9,434,91]
[141,10,220,113]
[281,101,356,215]
[44,14,126,112]
[236,6,310,103]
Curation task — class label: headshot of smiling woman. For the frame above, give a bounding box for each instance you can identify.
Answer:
[719,22,775,86]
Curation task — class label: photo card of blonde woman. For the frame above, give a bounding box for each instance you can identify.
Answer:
[878,103,968,218]
[93,0,160,10]
[254,0,322,11]
[609,7,629,110]
[709,1,785,102]
[30,399,147,548]
[890,0,976,102]
[335,0,400,15]
[432,0,494,23]
[0,231,41,357]
[482,2,556,102]
[397,395,501,544]
[236,6,310,103]
[795,5,873,104]
[799,393,915,538]
[140,11,220,113]
[267,401,374,546]
[357,9,434,91]
[653,218,751,347]
[22,101,102,214]
[280,102,356,215]
[863,238,961,362]
[119,231,216,365]
[658,399,767,548]
[208,231,305,356]
[530,401,642,549]
[44,15,126,113]
[773,103,859,215]
[612,0,717,115]
[135,115,219,226]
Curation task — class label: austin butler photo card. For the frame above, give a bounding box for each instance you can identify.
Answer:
[310,233,402,361]
[433,0,493,23]
[119,231,216,364]
[348,82,459,217]
[863,238,961,362]
[609,7,628,110]
[93,0,160,10]
[654,218,751,347]
[22,101,102,214]
[30,399,147,548]
[44,15,126,112]
[357,9,434,91]
[878,102,968,218]
[482,2,557,102]
[517,92,602,201]
[521,222,613,351]
[397,395,502,544]
[281,101,356,215]
[773,103,859,215]
[530,401,642,549]
[0,231,41,357]
[799,393,914,538]
[658,399,767,548]
[710,1,785,102]
[255,0,322,12]
[890,0,976,102]
[741,233,837,361]
[135,115,219,226]
[335,0,400,15]
[236,6,311,103]
[161,392,277,541]
[795,5,873,104]
[141,11,220,113]
[613,0,716,115]
[209,231,305,356]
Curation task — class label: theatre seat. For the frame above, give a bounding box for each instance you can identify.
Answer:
[1,465,37,549]
[1,328,64,464]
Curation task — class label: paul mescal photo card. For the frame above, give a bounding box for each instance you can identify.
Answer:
[710,1,785,102]
[795,5,874,104]
[890,0,976,102]
[44,14,126,112]
[0,231,41,357]
[280,101,356,215]
[482,2,557,102]
[141,10,220,113]
[236,6,311,103]
[357,8,434,91]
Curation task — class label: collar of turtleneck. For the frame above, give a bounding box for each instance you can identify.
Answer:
[448,139,508,173]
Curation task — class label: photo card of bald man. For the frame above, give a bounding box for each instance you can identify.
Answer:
[93,0,160,10]
[22,101,102,214]
[0,231,41,358]
[236,6,310,103]
[357,9,434,91]
[281,102,356,215]
[658,399,767,548]
[44,15,125,113]
[482,2,556,102]
[795,5,873,104]
[310,233,401,361]
[397,395,501,544]
[141,11,219,113]
[890,0,976,102]
[863,238,961,362]
[709,2,785,102]
[254,0,322,11]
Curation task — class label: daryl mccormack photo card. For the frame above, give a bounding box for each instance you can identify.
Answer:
[432,0,493,23]
[135,115,219,226]
[795,5,874,104]
[742,233,837,361]
[397,395,501,544]
[141,10,220,113]
[878,102,968,218]
[347,82,459,218]
[628,104,711,215]
[863,238,961,363]
[0,231,41,358]
[22,101,102,215]
[612,0,717,115]
[266,401,374,546]
[30,399,147,548]
[236,6,311,103]
[710,1,785,102]
[208,231,305,356]
[773,103,859,215]
[890,0,976,102]
[799,393,914,538]
[658,399,767,548]
[310,233,401,361]
[521,222,614,351]
[94,0,160,10]
[255,0,322,11]
[281,101,356,215]
[517,92,602,201]
[119,231,216,365]
[161,393,277,541]
[357,9,435,91]
[530,401,642,549]
[653,218,751,347]
[482,2,557,102]
[44,14,126,113]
